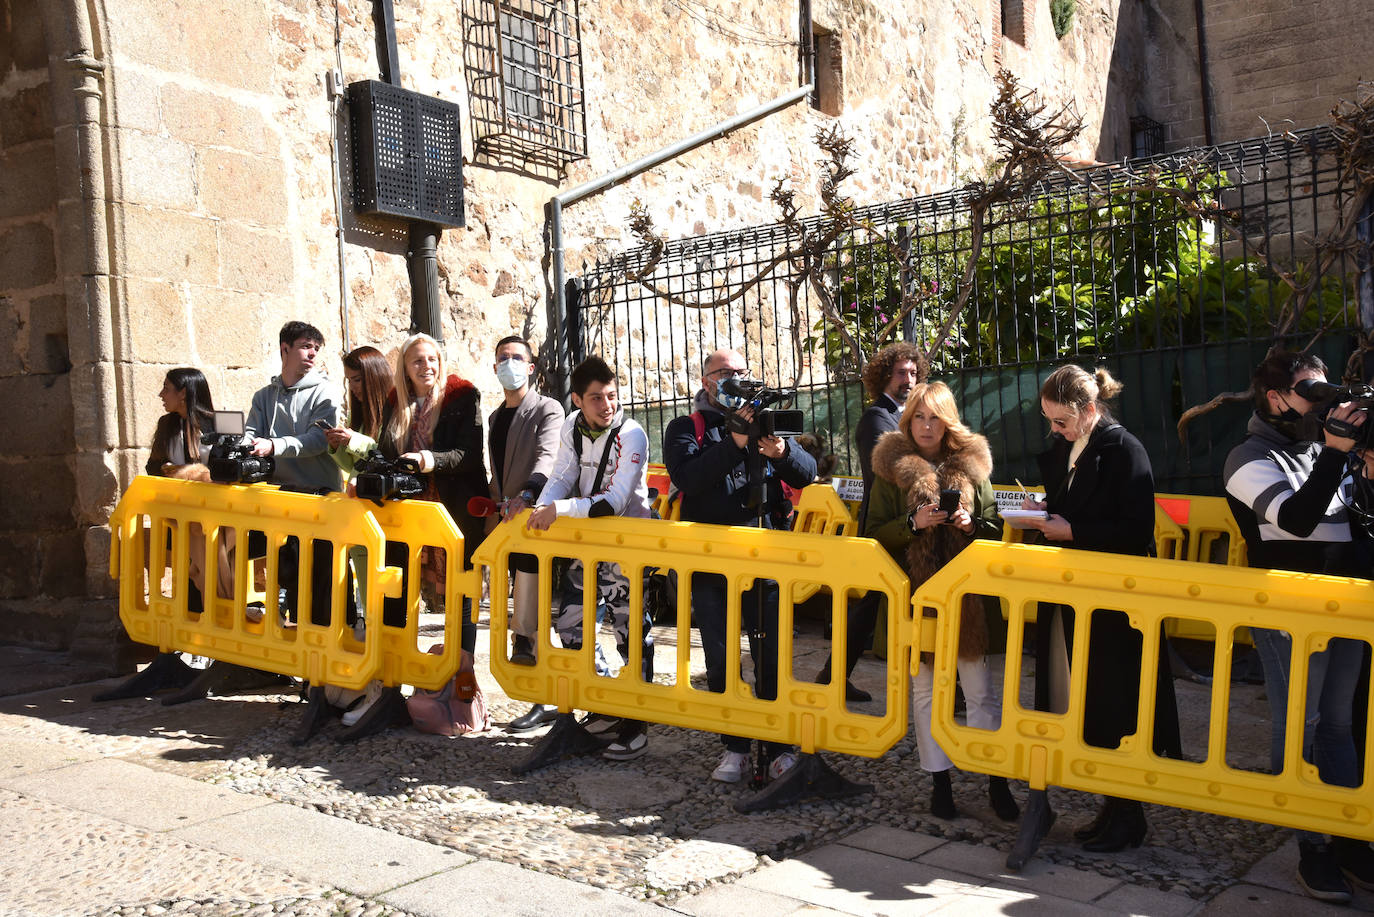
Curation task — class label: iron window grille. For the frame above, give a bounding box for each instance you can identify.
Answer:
[462,0,588,170]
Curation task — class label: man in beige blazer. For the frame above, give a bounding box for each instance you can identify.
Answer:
[486,335,565,732]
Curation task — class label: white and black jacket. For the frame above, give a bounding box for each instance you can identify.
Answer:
[539,408,652,519]
[1224,411,1357,575]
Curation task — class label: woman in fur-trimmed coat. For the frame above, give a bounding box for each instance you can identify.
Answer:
[864,381,1019,823]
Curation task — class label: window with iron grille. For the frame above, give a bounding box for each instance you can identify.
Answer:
[463,0,587,171]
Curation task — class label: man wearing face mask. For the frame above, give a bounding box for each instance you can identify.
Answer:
[663,348,817,784]
[1224,349,1374,903]
[486,336,565,732]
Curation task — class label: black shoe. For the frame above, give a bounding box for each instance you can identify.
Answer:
[988,776,1019,822]
[578,712,622,736]
[508,703,558,733]
[930,769,957,820]
[1297,841,1354,903]
[1081,798,1146,853]
[1332,836,1374,891]
[1074,797,1113,841]
[336,687,409,743]
[845,680,872,703]
[1006,789,1055,872]
[510,635,535,666]
[602,720,649,761]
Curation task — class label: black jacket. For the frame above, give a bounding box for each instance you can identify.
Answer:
[1036,420,1154,556]
[663,393,817,527]
[855,392,902,531]
[380,375,488,564]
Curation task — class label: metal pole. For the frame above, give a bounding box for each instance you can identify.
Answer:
[408,223,444,341]
[375,0,402,85]
[547,83,814,390]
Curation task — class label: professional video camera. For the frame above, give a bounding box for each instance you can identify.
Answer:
[719,376,805,439]
[203,410,275,484]
[354,453,424,504]
[1294,378,1374,448]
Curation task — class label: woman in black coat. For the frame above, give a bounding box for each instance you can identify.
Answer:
[1007,364,1181,870]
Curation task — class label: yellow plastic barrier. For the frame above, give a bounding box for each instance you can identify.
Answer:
[108,476,475,691]
[792,484,858,536]
[915,540,1374,842]
[474,513,913,757]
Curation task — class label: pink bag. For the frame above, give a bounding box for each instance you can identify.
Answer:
[406,647,490,737]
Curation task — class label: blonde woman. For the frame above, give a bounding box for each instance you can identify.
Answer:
[864,381,1018,823]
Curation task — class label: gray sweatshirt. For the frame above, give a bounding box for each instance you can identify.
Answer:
[244,368,342,493]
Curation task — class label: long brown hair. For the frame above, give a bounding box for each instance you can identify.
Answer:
[343,345,391,439]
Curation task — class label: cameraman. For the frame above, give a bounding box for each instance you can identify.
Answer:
[1223,350,1374,902]
[663,348,816,784]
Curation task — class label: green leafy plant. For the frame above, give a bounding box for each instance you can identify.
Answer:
[1051,0,1075,38]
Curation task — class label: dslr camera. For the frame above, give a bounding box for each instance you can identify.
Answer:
[719,377,805,439]
[354,453,425,504]
[203,410,275,484]
[1293,378,1374,449]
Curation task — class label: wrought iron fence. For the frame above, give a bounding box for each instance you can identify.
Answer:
[571,125,1370,495]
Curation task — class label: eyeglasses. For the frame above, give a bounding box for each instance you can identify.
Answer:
[708,367,749,380]
[1041,412,1072,430]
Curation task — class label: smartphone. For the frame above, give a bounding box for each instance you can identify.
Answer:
[937,489,961,516]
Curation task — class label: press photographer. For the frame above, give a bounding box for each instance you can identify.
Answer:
[663,348,816,785]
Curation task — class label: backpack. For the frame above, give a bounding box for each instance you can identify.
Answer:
[406,646,490,736]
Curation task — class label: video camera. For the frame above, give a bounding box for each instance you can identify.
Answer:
[354,453,425,504]
[719,377,805,439]
[1294,378,1374,448]
[203,410,275,484]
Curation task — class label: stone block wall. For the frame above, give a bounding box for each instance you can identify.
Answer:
[1141,0,1372,149]
[0,0,1148,653]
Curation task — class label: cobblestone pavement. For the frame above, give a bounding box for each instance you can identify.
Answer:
[0,610,1360,915]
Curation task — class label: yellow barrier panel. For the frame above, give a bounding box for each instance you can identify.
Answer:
[474,514,913,757]
[792,484,858,536]
[108,477,475,691]
[915,540,1374,841]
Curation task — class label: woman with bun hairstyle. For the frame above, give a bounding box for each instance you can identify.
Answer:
[864,381,1020,823]
[338,333,488,741]
[1006,365,1181,870]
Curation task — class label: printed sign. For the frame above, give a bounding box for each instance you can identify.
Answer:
[830,476,865,504]
[993,486,1044,513]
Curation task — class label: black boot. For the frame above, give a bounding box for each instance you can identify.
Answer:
[814,659,872,703]
[1331,837,1374,892]
[1006,789,1055,871]
[988,776,1019,822]
[930,769,957,819]
[1082,797,1146,853]
[336,687,409,743]
[1073,796,1114,841]
[508,703,558,732]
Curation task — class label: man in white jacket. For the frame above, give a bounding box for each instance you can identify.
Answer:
[527,356,653,760]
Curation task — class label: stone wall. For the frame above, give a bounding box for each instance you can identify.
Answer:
[1141,0,1372,149]
[0,0,1145,652]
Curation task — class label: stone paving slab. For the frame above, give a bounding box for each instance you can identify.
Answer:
[174,799,474,897]
[0,733,100,777]
[838,825,947,860]
[380,858,667,917]
[0,787,329,917]
[915,835,1125,901]
[1232,836,1374,912]
[1,756,274,831]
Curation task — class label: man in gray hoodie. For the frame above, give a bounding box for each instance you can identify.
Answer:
[246,321,343,493]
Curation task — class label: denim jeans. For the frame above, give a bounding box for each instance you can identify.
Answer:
[1250,626,1363,843]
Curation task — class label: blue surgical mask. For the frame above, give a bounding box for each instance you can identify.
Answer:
[496,358,528,391]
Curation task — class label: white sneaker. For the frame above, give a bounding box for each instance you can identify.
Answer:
[341,680,384,727]
[711,750,752,783]
[768,751,799,781]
